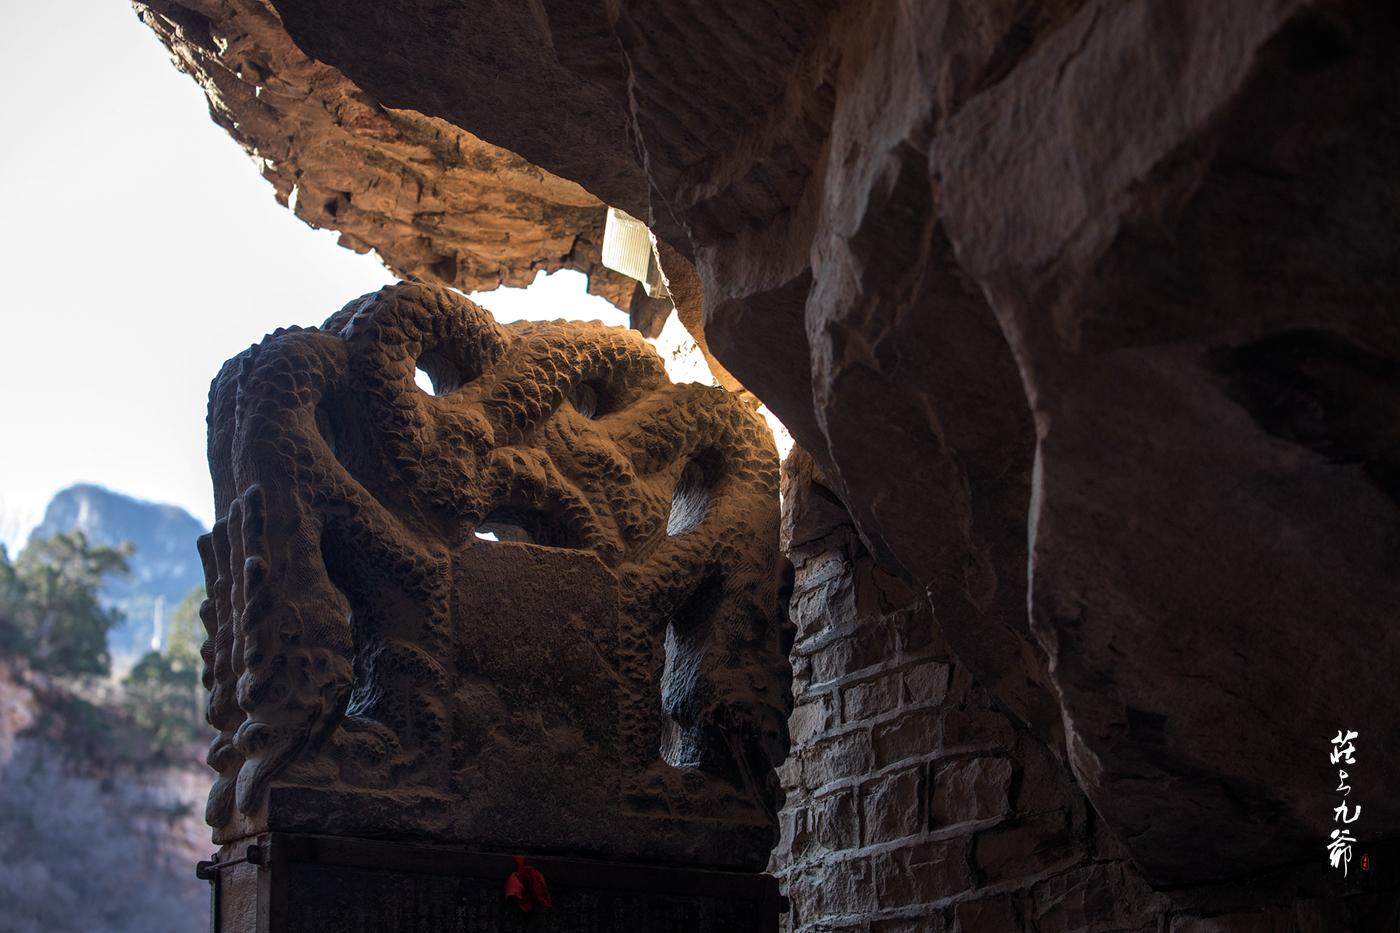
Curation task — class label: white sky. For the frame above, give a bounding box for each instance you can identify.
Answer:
[0,0,628,551]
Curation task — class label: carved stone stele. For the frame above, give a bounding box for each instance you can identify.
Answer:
[196,282,792,870]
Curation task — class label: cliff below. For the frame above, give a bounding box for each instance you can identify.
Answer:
[0,657,208,933]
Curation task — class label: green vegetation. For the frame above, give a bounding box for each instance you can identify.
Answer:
[0,531,131,677]
[0,532,208,755]
[123,587,207,751]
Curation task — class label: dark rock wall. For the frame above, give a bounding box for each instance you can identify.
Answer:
[193,0,1400,886]
[134,0,1400,924]
[775,450,1398,931]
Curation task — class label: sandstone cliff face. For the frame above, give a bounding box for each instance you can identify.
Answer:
[134,0,635,304]
[0,660,209,932]
[137,0,1399,908]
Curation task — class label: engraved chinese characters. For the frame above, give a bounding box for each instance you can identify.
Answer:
[197,283,792,868]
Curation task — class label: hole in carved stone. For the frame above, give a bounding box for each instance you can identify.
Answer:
[474,508,559,546]
[659,622,705,770]
[475,521,533,543]
[415,349,463,396]
[659,577,722,770]
[570,381,601,418]
[667,460,712,536]
[474,506,584,549]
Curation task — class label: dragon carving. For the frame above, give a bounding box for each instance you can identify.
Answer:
[196,282,792,867]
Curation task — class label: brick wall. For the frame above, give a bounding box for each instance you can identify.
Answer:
[770,451,1396,932]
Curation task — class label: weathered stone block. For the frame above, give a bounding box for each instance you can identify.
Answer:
[791,555,857,647]
[809,637,859,686]
[972,811,1074,883]
[806,619,897,685]
[777,756,803,793]
[873,710,940,768]
[790,653,813,694]
[929,758,1012,828]
[791,694,839,748]
[780,450,853,552]
[802,730,874,788]
[843,673,901,723]
[862,767,924,845]
[772,806,805,872]
[870,841,971,908]
[902,662,950,707]
[809,789,859,854]
[793,856,877,921]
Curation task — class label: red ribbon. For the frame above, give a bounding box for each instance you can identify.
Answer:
[504,855,551,912]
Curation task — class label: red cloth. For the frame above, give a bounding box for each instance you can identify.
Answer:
[504,855,551,912]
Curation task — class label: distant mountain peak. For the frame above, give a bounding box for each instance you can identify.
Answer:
[30,485,208,661]
[33,485,205,537]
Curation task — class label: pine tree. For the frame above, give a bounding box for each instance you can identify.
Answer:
[8,531,131,677]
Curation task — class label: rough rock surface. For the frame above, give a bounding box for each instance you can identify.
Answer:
[0,659,211,932]
[199,282,791,869]
[194,0,1400,887]
[774,450,1399,931]
[134,0,636,303]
